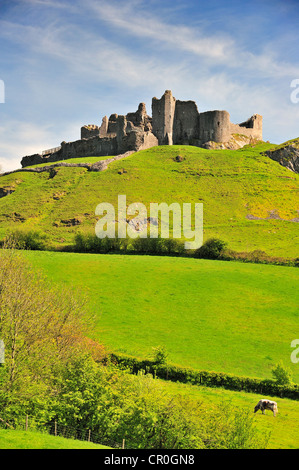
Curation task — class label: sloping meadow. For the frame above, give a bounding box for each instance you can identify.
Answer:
[0,143,298,257]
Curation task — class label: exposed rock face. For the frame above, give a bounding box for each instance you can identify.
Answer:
[203,134,261,150]
[265,145,299,173]
[0,187,15,198]
[20,90,263,168]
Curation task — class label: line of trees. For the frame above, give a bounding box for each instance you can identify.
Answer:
[71,232,298,266]
[1,230,297,266]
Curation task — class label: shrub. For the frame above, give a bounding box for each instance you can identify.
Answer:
[152,346,168,365]
[271,361,293,386]
[3,230,49,251]
[131,236,163,254]
[73,232,130,253]
[194,238,227,259]
[159,237,185,255]
[50,358,270,449]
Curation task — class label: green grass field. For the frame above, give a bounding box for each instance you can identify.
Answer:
[1,144,298,257]
[0,429,111,449]
[24,251,299,383]
[156,378,299,449]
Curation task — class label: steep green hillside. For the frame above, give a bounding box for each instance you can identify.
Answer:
[0,143,298,257]
[24,251,299,382]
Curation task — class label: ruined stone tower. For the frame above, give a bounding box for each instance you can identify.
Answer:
[21,90,263,168]
[151,91,262,147]
[152,90,176,145]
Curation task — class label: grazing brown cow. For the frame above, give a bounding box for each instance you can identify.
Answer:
[254,399,278,417]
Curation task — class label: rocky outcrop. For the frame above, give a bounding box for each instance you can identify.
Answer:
[202,134,262,150]
[0,187,15,198]
[265,145,299,173]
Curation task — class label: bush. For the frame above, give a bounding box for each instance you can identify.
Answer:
[194,238,227,259]
[3,230,49,251]
[271,361,293,386]
[159,237,185,255]
[131,236,163,254]
[73,232,129,253]
[152,346,168,365]
[132,236,185,256]
[74,233,186,257]
[51,358,269,449]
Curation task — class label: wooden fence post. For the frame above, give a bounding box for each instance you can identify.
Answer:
[122,438,125,449]
[25,415,28,431]
[54,421,57,436]
[88,429,91,442]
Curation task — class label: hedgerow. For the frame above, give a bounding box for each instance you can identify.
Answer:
[110,353,299,400]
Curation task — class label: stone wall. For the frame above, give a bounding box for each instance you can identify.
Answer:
[60,136,118,159]
[126,102,152,131]
[20,90,263,168]
[152,90,176,145]
[173,100,200,145]
[230,114,263,140]
[199,110,231,143]
[151,91,261,146]
[81,125,101,139]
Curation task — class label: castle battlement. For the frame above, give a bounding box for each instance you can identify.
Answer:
[21,91,262,168]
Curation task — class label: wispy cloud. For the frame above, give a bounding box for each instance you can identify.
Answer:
[0,120,82,172]
[88,0,299,78]
[0,0,299,172]
[89,0,235,61]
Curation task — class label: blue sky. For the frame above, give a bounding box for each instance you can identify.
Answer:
[1,0,299,171]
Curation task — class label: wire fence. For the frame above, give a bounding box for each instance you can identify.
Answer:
[0,415,125,449]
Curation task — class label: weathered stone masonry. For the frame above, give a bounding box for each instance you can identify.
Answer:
[21,90,262,168]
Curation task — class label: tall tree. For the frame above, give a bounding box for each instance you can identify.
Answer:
[0,244,99,398]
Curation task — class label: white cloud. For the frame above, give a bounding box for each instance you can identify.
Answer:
[88,0,299,79]
[89,0,235,61]
[1,0,299,169]
[0,120,82,173]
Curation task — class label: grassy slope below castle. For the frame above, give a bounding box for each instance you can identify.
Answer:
[24,251,299,383]
[0,143,298,257]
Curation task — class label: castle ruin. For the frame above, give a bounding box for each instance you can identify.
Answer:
[21,90,262,167]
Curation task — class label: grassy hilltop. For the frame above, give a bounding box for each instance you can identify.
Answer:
[0,142,298,257]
